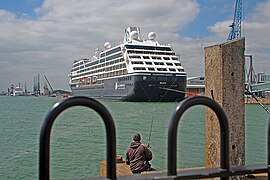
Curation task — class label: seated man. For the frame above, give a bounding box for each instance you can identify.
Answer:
[126,134,154,174]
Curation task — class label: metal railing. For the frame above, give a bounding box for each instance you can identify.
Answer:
[39,96,270,180]
[39,96,116,180]
[166,96,270,179]
[168,96,229,180]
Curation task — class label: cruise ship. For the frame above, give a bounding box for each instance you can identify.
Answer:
[13,86,24,96]
[69,27,187,102]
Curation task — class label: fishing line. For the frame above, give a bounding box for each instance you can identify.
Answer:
[146,76,184,148]
[147,109,155,148]
[138,82,151,101]
[245,87,270,115]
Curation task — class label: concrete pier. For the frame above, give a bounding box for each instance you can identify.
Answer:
[204,38,245,169]
[100,155,132,176]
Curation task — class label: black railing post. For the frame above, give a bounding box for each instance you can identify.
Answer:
[167,96,230,180]
[39,96,116,180]
[268,116,270,180]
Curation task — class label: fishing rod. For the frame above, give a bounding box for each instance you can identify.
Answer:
[147,112,155,148]
[245,87,270,115]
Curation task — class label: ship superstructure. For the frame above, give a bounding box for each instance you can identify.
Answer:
[69,27,187,102]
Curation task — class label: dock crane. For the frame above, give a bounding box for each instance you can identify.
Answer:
[227,1,270,115]
[44,75,54,94]
[227,0,243,41]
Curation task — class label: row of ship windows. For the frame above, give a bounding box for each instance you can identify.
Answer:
[72,58,125,72]
[72,69,128,84]
[72,45,175,69]
[125,45,172,51]
[72,53,179,71]
[118,76,132,81]
[129,55,178,61]
[84,61,126,73]
[98,53,122,64]
[99,45,173,59]
[72,79,104,86]
[99,45,173,60]
[131,61,181,66]
[73,59,181,74]
[100,47,121,58]
[127,50,175,56]
[133,67,184,72]
[73,66,184,86]
[72,54,123,70]
[72,59,89,68]
[72,63,127,78]
[73,63,183,79]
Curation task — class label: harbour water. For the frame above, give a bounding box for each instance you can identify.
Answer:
[0,96,269,179]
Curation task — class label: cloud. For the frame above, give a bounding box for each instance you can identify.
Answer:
[252,0,270,21]
[1,0,269,93]
[0,9,16,21]
[0,0,200,91]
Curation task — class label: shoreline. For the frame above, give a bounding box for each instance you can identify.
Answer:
[245,97,270,105]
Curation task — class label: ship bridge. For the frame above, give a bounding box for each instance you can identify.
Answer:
[245,55,270,96]
[248,74,270,94]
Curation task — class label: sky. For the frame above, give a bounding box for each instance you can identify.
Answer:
[0,0,269,92]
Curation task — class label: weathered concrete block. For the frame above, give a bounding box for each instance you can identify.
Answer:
[204,38,245,168]
[100,155,132,177]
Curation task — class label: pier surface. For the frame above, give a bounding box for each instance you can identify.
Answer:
[100,158,268,179]
[245,97,270,104]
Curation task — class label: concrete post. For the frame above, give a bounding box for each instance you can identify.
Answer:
[204,38,245,169]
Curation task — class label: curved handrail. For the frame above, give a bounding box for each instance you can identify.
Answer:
[167,96,230,179]
[267,116,270,180]
[39,96,116,180]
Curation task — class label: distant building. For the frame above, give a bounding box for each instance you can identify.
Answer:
[186,73,270,98]
[186,76,205,97]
